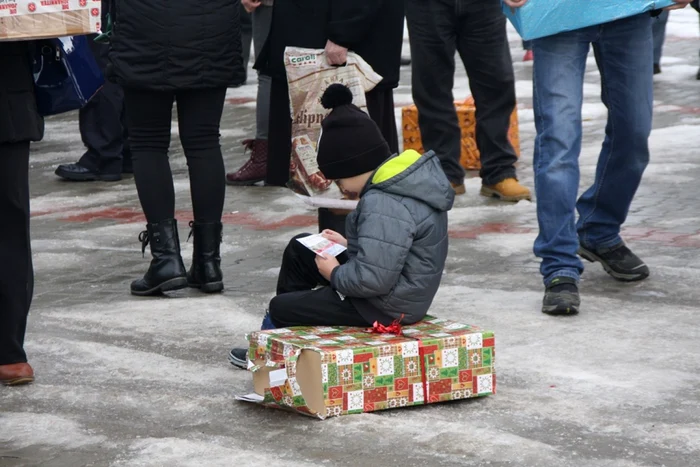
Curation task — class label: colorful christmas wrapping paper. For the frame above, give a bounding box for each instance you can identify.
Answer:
[0,0,102,41]
[236,316,496,419]
[402,97,520,171]
[503,0,676,41]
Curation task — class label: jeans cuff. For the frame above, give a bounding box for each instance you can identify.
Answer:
[481,171,517,187]
[544,270,580,286]
[580,235,623,251]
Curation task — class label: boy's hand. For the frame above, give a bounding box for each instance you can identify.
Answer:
[321,229,347,247]
[316,254,340,281]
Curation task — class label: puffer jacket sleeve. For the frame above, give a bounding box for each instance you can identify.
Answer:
[331,195,416,298]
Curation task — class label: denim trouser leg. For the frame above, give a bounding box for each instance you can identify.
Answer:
[577,14,653,250]
[652,10,669,65]
[532,31,590,285]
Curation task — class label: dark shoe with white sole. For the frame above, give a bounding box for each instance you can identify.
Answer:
[579,242,649,282]
[542,277,580,316]
[228,348,248,369]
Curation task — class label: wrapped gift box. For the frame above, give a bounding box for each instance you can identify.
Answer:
[236,316,496,419]
[0,0,101,41]
[503,0,676,41]
[402,97,520,171]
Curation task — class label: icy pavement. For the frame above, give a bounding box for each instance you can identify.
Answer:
[2,10,700,467]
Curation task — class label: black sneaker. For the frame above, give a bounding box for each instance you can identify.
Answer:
[542,277,580,315]
[228,347,248,369]
[579,242,649,282]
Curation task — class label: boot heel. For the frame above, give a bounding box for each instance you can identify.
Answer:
[159,276,189,292]
[200,281,224,293]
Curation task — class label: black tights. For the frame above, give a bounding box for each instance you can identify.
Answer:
[124,88,227,224]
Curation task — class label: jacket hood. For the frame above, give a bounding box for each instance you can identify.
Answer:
[364,150,455,212]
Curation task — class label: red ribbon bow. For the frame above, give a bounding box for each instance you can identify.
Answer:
[367,315,404,336]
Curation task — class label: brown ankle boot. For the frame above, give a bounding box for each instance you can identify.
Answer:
[226,139,268,186]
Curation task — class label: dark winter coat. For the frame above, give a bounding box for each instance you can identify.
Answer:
[331,150,455,325]
[109,0,246,91]
[257,0,404,89]
[0,42,44,145]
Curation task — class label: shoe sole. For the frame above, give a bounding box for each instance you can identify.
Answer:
[188,281,224,293]
[131,277,188,297]
[228,352,248,370]
[55,169,122,182]
[542,304,580,316]
[480,186,531,202]
[578,247,649,282]
[226,178,265,186]
[2,376,34,386]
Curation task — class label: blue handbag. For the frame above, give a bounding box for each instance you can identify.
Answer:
[32,35,104,116]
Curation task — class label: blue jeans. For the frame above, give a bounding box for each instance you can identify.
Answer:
[532,13,653,286]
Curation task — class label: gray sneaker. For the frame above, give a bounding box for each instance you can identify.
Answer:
[579,242,649,282]
[542,277,580,315]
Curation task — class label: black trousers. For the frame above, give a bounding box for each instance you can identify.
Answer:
[0,142,33,365]
[406,0,518,185]
[266,78,399,187]
[123,87,227,224]
[268,234,370,328]
[78,35,131,175]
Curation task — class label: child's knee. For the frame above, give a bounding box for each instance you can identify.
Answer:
[286,233,313,254]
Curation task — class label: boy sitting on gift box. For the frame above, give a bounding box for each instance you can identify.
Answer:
[229,84,455,368]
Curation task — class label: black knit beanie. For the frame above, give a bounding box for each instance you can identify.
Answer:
[316,84,392,180]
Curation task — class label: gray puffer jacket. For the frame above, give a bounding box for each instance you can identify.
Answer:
[330,150,455,325]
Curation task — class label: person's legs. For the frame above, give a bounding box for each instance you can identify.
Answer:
[176,88,227,224]
[652,9,669,70]
[123,89,176,223]
[176,87,228,292]
[454,0,521,189]
[405,0,463,187]
[239,5,253,84]
[57,37,128,181]
[269,287,370,328]
[124,89,188,296]
[265,77,293,187]
[226,5,272,185]
[365,88,399,154]
[576,14,653,281]
[531,29,592,286]
[0,142,32,366]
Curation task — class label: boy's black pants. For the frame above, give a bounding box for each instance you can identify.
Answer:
[268,234,370,328]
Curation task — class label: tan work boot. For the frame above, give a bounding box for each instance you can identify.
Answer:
[451,182,466,196]
[480,178,531,202]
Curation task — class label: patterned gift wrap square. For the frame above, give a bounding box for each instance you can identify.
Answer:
[237,316,496,419]
[503,0,676,41]
[0,0,102,42]
[402,97,520,171]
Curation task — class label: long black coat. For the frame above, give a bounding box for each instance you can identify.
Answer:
[257,0,404,90]
[109,0,246,91]
[0,42,44,144]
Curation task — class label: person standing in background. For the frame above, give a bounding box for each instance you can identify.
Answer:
[0,41,44,386]
[652,10,670,74]
[504,0,692,315]
[109,0,245,296]
[55,0,131,182]
[226,0,274,186]
[405,0,531,201]
[259,0,404,188]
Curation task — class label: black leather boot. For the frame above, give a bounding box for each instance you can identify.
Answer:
[187,221,224,293]
[130,219,188,296]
